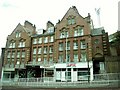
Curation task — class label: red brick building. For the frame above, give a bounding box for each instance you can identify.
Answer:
[1,6,110,82]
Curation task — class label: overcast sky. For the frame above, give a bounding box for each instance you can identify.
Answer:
[0,0,119,53]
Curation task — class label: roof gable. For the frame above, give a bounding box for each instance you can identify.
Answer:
[10,23,26,35]
[60,6,84,22]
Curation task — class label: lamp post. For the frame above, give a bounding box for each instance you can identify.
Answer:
[65,31,68,82]
[63,30,68,81]
[87,43,90,83]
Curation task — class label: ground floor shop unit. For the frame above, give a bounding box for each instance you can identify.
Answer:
[1,61,94,82]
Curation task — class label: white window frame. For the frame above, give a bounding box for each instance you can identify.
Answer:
[38,57,41,62]
[49,36,54,42]
[49,46,53,53]
[33,48,37,54]
[21,51,25,58]
[80,52,87,62]
[16,32,21,38]
[44,37,48,43]
[38,47,42,54]
[17,52,20,58]
[80,40,86,49]
[38,38,42,44]
[74,53,78,62]
[58,54,63,63]
[44,47,47,53]
[73,41,78,49]
[33,38,37,44]
[59,43,63,51]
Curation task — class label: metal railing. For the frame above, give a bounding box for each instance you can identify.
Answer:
[1,73,120,88]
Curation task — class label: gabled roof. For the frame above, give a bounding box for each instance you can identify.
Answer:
[10,22,34,36]
[60,6,84,22]
[10,23,26,35]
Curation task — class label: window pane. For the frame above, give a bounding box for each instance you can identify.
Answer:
[58,54,63,63]
[71,18,75,24]
[50,36,54,42]
[33,38,37,44]
[73,41,78,49]
[38,47,42,54]
[38,38,42,44]
[59,43,63,51]
[17,51,20,58]
[33,48,37,54]
[80,40,86,49]
[44,47,47,53]
[22,51,25,58]
[81,52,86,62]
[44,37,48,43]
[74,53,78,62]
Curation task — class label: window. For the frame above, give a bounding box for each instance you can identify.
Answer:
[7,58,10,62]
[49,36,54,42]
[80,40,86,49]
[66,41,70,50]
[44,37,48,43]
[74,27,84,36]
[33,38,37,44]
[58,54,63,63]
[44,47,47,53]
[22,51,25,58]
[66,54,70,62]
[33,48,37,54]
[71,18,75,24]
[38,38,42,44]
[78,27,84,36]
[94,39,99,44]
[73,41,78,49]
[68,18,75,25]
[7,52,11,58]
[49,46,53,53]
[80,52,86,62]
[38,47,42,54]
[38,57,41,62]
[44,57,47,64]
[16,32,21,38]
[19,41,25,47]
[59,43,63,51]
[17,51,20,58]
[74,53,78,62]
[48,27,54,33]
[12,52,15,58]
[65,31,68,37]
[49,57,53,63]
[16,61,20,65]
[60,31,68,38]
[60,32,65,38]
[12,59,14,61]
[21,58,25,62]
[9,42,15,48]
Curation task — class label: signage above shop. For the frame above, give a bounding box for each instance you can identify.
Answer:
[67,63,76,67]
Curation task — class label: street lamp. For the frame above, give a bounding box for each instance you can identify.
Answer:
[62,30,68,81]
[87,43,90,83]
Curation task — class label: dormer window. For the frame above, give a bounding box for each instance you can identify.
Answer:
[48,27,54,33]
[16,32,21,38]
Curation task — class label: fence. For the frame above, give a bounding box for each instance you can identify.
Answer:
[1,73,120,88]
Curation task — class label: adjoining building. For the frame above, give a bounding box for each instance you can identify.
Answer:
[1,6,110,82]
[105,31,120,73]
